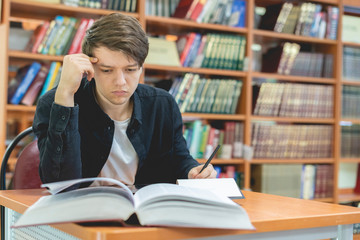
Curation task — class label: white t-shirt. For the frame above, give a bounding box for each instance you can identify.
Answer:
[91,118,139,186]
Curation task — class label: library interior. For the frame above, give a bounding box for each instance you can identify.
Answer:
[1,0,360,239]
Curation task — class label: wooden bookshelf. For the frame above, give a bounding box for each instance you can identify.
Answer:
[2,0,360,205]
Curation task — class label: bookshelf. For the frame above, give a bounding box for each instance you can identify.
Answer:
[1,0,360,204]
[339,0,360,203]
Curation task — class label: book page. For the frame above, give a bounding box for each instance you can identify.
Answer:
[133,184,255,230]
[41,177,133,197]
[176,178,244,199]
[13,186,135,228]
[133,183,237,209]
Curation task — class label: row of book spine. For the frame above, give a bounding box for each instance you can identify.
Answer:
[171,0,246,28]
[62,0,137,11]
[25,17,94,56]
[251,124,333,159]
[177,33,246,70]
[169,73,242,114]
[253,82,333,118]
[342,86,360,119]
[8,62,62,106]
[341,125,360,158]
[258,2,339,40]
[183,120,244,160]
[261,42,334,78]
[251,164,333,199]
[343,46,360,81]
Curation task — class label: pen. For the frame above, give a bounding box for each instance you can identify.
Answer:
[199,144,221,173]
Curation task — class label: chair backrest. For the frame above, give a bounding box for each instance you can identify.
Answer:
[0,127,41,190]
[12,140,41,189]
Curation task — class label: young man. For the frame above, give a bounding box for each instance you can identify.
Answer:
[33,13,217,186]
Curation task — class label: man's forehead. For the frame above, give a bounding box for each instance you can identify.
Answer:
[93,47,138,67]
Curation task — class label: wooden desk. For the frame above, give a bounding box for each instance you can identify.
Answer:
[1,189,360,240]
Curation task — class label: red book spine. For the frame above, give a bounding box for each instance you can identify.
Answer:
[189,0,205,21]
[179,33,196,66]
[76,18,95,53]
[67,18,89,54]
[21,64,50,106]
[31,21,50,53]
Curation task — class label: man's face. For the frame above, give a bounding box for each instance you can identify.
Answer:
[92,46,142,110]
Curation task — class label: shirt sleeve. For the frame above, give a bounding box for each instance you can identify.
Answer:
[33,97,82,183]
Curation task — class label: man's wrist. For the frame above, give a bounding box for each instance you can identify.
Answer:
[55,87,75,107]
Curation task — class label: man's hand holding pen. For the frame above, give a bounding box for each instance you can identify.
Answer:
[188,145,220,179]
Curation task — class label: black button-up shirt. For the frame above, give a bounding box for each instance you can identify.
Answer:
[33,78,199,185]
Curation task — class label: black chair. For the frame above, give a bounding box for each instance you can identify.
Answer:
[0,126,41,240]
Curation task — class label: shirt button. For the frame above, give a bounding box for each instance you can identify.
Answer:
[56,146,61,152]
[61,115,66,120]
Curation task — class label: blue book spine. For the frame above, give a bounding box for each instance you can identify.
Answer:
[39,62,57,97]
[183,34,202,67]
[229,0,246,28]
[10,62,42,105]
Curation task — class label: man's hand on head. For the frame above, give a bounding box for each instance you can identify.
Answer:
[188,164,217,179]
[55,54,98,107]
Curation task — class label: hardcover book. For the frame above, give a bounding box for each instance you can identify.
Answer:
[13,177,254,230]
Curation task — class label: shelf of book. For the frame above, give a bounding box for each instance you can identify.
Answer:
[253,29,338,45]
[251,116,335,124]
[10,0,138,20]
[251,72,336,84]
[338,188,360,203]
[343,0,360,8]
[182,113,245,121]
[251,158,335,164]
[340,158,360,163]
[342,80,360,86]
[144,64,247,77]
[197,159,245,165]
[6,104,36,112]
[341,119,360,124]
[343,42,360,48]
[145,15,248,34]
[9,50,63,61]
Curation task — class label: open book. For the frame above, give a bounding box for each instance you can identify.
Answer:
[13,177,254,230]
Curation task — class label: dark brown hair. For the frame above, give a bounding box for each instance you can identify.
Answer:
[82,13,149,66]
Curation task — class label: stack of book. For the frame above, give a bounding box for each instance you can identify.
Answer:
[177,33,246,70]
[260,42,333,78]
[183,120,244,160]
[251,164,334,199]
[251,123,333,158]
[169,73,243,114]
[167,0,246,28]
[7,62,62,106]
[342,86,360,118]
[145,0,180,17]
[25,16,94,56]
[253,82,333,118]
[61,0,137,11]
[341,124,360,158]
[343,46,360,81]
[258,2,339,40]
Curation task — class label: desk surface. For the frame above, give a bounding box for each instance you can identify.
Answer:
[1,189,360,240]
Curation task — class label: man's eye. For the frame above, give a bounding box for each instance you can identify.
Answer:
[127,68,138,72]
[102,69,111,73]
